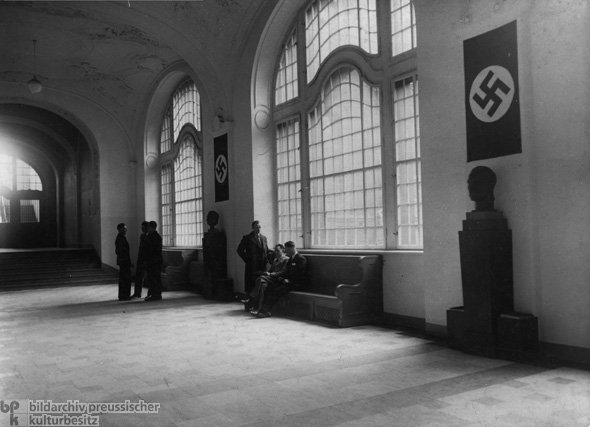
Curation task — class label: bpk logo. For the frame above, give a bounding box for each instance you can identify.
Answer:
[0,400,28,426]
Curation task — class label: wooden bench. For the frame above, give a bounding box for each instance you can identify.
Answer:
[278,253,383,327]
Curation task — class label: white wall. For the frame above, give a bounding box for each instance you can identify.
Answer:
[418,0,590,349]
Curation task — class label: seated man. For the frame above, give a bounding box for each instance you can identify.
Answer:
[248,241,306,318]
[243,243,289,311]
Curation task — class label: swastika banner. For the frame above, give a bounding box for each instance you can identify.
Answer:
[214,133,229,202]
[464,21,521,162]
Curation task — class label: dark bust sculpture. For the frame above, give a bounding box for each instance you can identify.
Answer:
[467,166,497,212]
[206,210,220,232]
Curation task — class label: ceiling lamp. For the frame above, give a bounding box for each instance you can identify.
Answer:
[27,40,42,94]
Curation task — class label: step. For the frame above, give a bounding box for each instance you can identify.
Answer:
[0,270,118,283]
[0,248,117,291]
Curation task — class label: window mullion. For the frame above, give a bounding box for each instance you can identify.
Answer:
[170,164,176,247]
[297,8,312,249]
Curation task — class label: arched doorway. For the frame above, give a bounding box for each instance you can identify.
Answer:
[0,104,99,249]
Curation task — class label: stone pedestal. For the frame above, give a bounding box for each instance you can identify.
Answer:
[448,211,538,359]
[457,211,513,356]
[498,312,539,362]
[202,229,229,300]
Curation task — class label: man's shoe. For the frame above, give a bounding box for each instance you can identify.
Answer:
[130,294,141,299]
[240,298,251,304]
[257,311,271,318]
[244,299,256,311]
[145,295,162,302]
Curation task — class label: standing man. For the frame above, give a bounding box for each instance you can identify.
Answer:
[144,220,163,302]
[115,223,133,301]
[236,220,269,296]
[132,221,149,299]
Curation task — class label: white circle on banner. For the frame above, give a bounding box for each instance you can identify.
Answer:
[469,65,515,123]
[215,154,228,184]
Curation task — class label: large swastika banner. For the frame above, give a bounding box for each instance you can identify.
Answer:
[464,21,521,162]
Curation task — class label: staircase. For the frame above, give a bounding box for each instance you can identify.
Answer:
[0,248,118,291]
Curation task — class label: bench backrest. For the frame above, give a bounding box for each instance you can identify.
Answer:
[300,254,365,296]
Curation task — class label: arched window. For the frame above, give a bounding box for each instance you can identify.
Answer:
[273,0,421,250]
[0,155,43,223]
[158,79,203,247]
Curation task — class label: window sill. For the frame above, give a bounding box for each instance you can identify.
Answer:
[299,249,423,256]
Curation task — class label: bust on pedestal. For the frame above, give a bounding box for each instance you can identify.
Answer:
[202,211,230,300]
[449,167,513,357]
[448,166,538,360]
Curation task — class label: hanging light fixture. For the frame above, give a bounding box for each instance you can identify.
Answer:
[27,40,42,94]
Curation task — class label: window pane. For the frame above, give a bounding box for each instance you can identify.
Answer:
[173,80,201,141]
[391,0,416,56]
[308,68,384,249]
[173,135,203,247]
[0,196,10,223]
[393,75,422,249]
[160,107,172,154]
[0,155,14,190]
[305,0,378,83]
[275,30,299,106]
[276,118,303,247]
[161,164,173,246]
[20,200,40,223]
[16,160,42,191]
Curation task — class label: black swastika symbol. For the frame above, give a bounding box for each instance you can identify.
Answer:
[472,70,511,117]
[216,156,227,181]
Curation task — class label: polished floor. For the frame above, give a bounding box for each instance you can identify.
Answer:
[0,285,589,427]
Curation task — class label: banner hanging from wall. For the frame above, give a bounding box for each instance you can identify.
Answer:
[464,20,522,162]
[214,133,229,202]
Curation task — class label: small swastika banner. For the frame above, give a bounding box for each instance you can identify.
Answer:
[214,133,229,202]
[464,20,522,162]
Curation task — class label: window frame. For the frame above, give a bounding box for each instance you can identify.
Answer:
[272,0,420,251]
[157,79,204,248]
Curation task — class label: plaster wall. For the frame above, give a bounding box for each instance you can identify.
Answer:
[418,0,590,348]
[40,89,138,268]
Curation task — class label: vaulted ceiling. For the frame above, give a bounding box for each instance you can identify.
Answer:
[0,1,269,126]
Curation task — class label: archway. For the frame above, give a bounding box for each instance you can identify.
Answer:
[0,104,98,249]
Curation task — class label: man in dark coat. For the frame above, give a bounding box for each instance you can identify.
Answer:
[236,220,269,296]
[132,220,149,299]
[144,220,163,302]
[115,223,133,301]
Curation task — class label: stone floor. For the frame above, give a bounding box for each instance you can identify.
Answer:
[0,285,589,427]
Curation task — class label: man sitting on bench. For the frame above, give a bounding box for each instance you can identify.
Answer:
[247,241,306,318]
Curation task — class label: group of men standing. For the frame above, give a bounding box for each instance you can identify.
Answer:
[115,218,305,314]
[237,220,307,318]
[115,220,163,302]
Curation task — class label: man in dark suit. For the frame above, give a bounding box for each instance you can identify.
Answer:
[244,243,288,312]
[250,241,306,318]
[236,220,269,297]
[132,220,149,299]
[115,223,133,301]
[144,220,163,302]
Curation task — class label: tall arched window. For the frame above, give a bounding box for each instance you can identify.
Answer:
[158,79,203,247]
[273,0,421,250]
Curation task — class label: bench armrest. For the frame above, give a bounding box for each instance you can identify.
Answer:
[335,256,382,312]
[335,282,362,297]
